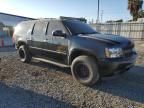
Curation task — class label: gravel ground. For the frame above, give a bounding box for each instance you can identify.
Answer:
[0,46,144,108]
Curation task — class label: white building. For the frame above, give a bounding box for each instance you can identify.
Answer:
[0,12,35,26]
[0,12,35,47]
[137,18,144,22]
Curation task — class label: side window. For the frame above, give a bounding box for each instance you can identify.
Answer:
[33,21,48,36]
[16,22,34,35]
[47,21,67,36]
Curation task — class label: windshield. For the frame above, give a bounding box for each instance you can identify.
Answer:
[63,20,98,35]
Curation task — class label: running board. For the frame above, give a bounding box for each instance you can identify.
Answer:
[33,57,70,68]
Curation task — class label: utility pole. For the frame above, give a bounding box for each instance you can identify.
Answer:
[97,0,100,23]
[101,10,104,23]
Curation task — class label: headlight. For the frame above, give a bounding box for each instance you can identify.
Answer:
[105,48,123,58]
[132,48,136,52]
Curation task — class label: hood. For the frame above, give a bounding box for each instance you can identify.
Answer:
[78,33,131,45]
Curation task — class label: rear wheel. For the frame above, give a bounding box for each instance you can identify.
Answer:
[71,56,100,86]
[18,45,32,63]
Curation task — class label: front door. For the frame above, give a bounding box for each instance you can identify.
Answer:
[46,20,69,64]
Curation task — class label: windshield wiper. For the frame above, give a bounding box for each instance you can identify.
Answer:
[76,32,98,35]
[88,32,98,34]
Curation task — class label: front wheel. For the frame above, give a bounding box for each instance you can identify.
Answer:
[71,56,100,86]
[18,45,32,63]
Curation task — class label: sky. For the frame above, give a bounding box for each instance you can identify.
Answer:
[0,0,137,22]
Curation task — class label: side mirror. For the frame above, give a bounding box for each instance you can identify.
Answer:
[52,30,66,37]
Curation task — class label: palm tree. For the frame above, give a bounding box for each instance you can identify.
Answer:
[128,0,143,21]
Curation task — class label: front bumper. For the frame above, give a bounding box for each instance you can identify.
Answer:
[98,54,137,76]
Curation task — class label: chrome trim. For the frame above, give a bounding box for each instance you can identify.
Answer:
[33,57,69,67]
[29,46,67,55]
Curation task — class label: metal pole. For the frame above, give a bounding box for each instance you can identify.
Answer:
[97,0,100,23]
[101,10,104,23]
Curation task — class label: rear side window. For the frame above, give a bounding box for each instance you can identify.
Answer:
[33,21,48,35]
[47,20,67,36]
[14,21,35,35]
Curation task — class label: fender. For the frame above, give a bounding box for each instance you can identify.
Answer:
[68,48,99,65]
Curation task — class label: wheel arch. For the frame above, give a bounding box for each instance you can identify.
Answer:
[69,49,98,65]
[17,41,27,49]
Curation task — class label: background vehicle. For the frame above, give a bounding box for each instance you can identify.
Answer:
[13,17,137,86]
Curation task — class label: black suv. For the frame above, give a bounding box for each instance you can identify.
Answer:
[13,17,137,86]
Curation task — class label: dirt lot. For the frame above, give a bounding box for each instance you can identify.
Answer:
[0,42,144,108]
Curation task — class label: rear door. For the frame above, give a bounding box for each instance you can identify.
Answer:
[29,20,48,57]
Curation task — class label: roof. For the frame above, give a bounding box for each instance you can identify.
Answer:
[0,12,35,20]
[35,16,87,23]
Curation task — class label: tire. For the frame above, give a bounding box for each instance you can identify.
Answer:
[71,56,100,86]
[18,45,32,63]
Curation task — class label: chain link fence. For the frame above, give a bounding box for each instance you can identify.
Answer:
[90,22,144,40]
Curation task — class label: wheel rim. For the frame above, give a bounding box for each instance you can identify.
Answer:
[19,49,25,59]
[74,63,90,80]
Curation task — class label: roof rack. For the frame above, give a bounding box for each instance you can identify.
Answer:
[60,16,87,23]
[60,16,78,20]
[37,18,56,20]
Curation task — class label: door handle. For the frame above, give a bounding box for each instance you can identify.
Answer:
[26,38,31,40]
[43,39,48,42]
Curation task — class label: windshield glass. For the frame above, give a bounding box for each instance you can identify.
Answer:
[63,20,98,35]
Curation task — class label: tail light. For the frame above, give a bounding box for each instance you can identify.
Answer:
[12,32,15,45]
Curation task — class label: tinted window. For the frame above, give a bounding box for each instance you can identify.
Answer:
[63,20,97,35]
[33,21,48,35]
[48,20,67,36]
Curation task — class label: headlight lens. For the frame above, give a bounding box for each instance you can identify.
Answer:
[105,48,123,58]
[132,48,136,52]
